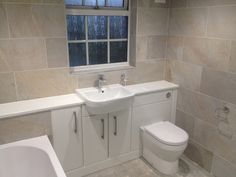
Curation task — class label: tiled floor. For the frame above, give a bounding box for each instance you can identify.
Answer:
[84,157,213,177]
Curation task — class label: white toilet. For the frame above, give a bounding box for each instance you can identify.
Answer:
[142,121,189,175]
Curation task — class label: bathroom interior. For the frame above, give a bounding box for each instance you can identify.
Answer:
[0,0,236,177]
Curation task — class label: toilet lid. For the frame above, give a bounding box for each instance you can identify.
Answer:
[144,121,189,146]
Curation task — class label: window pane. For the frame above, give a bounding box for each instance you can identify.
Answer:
[110,41,127,63]
[69,43,87,66]
[107,0,124,7]
[84,0,96,6]
[88,16,107,40]
[89,42,107,65]
[110,16,128,39]
[65,0,82,5]
[98,0,105,6]
[67,15,85,40]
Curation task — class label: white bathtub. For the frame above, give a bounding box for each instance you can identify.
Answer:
[0,136,67,177]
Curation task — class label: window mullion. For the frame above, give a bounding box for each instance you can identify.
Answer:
[105,0,108,6]
[85,16,89,65]
[82,0,85,6]
[107,16,110,64]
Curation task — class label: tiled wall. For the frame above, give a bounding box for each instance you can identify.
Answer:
[166,0,236,176]
[0,0,168,104]
[0,0,168,145]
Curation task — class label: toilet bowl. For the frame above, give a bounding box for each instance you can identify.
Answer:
[142,121,189,175]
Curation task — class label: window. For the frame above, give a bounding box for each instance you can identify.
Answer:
[65,0,130,72]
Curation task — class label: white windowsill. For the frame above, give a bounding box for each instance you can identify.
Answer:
[70,63,135,74]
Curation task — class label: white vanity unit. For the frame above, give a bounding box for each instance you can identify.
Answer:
[0,80,178,177]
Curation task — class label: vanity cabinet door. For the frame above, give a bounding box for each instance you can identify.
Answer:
[82,115,109,166]
[51,106,83,172]
[109,109,131,157]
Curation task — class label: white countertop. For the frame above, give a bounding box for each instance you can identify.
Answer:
[0,80,178,119]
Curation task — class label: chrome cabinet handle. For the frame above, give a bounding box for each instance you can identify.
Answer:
[101,119,105,139]
[114,116,117,136]
[73,111,77,133]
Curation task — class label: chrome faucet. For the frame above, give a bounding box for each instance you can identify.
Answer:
[97,74,107,90]
[120,72,128,86]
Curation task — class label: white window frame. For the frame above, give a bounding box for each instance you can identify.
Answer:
[66,0,131,73]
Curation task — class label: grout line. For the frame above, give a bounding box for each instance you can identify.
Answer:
[44,38,49,68]
[13,72,19,101]
[204,7,209,37]
[4,3,11,39]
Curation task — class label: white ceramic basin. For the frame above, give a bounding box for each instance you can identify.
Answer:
[76,84,135,114]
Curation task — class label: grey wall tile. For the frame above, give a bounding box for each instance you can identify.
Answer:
[147,35,167,60]
[0,4,9,38]
[137,8,168,36]
[15,68,78,100]
[183,37,230,71]
[0,72,17,103]
[207,6,236,39]
[184,139,213,172]
[0,112,52,145]
[46,38,68,68]
[0,39,47,71]
[200,68,236,105]
[169,8,207,36]
[212,155,236,177]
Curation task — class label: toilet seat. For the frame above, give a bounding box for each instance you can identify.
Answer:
[144,121,189,146]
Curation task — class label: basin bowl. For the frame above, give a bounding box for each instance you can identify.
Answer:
[76,84,135,114]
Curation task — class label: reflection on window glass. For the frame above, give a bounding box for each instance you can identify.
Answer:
[67,15,85,40]
[89,42,108,65]
[69,43,87,66]
[65,0,82,5]
[110,16,128,39]
[84,0,96,6]
[110,41,127,63]
[88,16,107,39]
[107,0,124,7]
[98,0,105,6]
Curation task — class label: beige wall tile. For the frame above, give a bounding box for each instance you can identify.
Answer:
[127,60,165,84]
[167,36,183,60]
[0,112,52,145]
[183,37,230,71]
[177,88,224,126]
[207,6,236,39]
[176,109,195,138]
[136,36,148,61]
[0,57,10,73]
[46,38,68,68]
[0,4,9,38]
[169,8,207,36]
[138,0,170,8]
[0,72,17,103]
[0,39,47,71]
[15,68,78,100]
[228,41,236,73]
[200,68,236,105]
[212,155,236,177]
[170,0,187,8]
[167,60,202,91]
[187,0,236,7]
[7,4,41,37]
[32,4,66,37]
[147,35,167,60]
[137,8,168,36]
[7,4,66,38]
[184,140,213,172]
[193,118,217,151]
